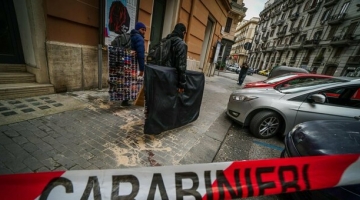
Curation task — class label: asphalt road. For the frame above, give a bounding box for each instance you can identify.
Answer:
[213,70,284,200]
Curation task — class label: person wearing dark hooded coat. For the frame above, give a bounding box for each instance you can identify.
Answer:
[130,22,146,77]
[119,22,146,106]
[163,23,188,93]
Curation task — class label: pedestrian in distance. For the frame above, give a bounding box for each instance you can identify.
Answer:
[238,62,249,85]
[120,22,146,107]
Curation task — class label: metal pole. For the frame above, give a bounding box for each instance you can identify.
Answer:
[98,44,103,90]
[98,0,104,90]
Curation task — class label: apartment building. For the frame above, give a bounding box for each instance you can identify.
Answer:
[0,0,240,99]
[230,17,260,66]
[217,0,248,66]
[248,0,360,76]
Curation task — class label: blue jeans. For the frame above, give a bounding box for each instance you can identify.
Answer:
[238,72,247,85]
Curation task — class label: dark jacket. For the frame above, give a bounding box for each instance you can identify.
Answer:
[164,34,188,89]
[130,29,145,72]
[240,64,249,73]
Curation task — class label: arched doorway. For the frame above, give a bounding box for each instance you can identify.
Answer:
[324,65,337,76]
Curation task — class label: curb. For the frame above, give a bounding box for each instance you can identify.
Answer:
[179,110,232,164]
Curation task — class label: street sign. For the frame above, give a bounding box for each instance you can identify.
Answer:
[244,42,252,50]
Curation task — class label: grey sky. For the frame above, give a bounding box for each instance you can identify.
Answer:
[243,0,268,20]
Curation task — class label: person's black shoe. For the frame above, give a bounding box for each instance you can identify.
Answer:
[121,100,131,106]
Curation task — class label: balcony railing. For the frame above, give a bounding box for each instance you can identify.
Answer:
[276,44,289,51]
[296,0,305,4]
[289,13,299,21]
[230,1,247,17]
[262,27,267,32]
[289,41,304,50]
[330,34,355,47]
[307,4,320,14]
[282,4,288,12]
[303,39,320,48]
[347,56,360,64]
[275,9,281,15]
[276,19,285,26]
[328,13,346,25]
[288,2,296,8]
[290,27,301,35]
[302,57,309,64]
[324,0,338,8]
[326,57,340,65]
[277,31,286,37]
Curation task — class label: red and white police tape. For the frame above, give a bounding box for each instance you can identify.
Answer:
[0,154,359,200]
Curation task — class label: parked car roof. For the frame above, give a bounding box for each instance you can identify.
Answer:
[289,120,360,156]
[243,73,333,89]
[264,73,332,83]
[268,66,309,79]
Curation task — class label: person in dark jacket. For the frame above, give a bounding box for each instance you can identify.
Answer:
[130,22,146,77]
[120,22,145,106]
[238,62,249,85]
[163,23,188,93]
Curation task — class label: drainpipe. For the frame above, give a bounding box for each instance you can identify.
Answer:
[186,0,197,44]
[98,0,105,90]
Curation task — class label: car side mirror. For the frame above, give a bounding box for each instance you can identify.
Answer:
[309,94,326,104]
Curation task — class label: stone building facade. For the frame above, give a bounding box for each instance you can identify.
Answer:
[248,0,360,76]
[230,17,260,66]
[1,0,247,99]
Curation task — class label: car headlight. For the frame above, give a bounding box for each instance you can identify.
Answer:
[231,95,258,101]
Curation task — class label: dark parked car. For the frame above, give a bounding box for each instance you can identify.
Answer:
[268,66,309,79]
[236,67,254,75]
[281,120,360,200]
[247,67,254,75]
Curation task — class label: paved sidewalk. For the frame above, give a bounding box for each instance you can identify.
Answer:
[0,75,236,174]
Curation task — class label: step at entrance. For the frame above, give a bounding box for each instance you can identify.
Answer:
[0,64,55,99]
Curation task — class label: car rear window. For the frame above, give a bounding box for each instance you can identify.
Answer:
[279,78,349,94]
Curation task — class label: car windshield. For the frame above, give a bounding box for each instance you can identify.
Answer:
[278,78,349,94]
[264,73,297,84]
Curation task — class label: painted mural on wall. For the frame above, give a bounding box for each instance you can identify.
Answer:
[105,0,138,45]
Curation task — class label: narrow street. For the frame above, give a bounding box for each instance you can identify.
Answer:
[215,71,283,200]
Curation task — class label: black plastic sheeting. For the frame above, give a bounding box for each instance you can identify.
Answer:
[144,64,205,135]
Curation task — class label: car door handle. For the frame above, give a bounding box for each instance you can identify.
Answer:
[354,116,360,121]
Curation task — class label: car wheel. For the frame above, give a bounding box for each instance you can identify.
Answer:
[250,111,281,139]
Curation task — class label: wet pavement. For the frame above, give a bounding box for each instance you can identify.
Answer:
[0,74,257,174]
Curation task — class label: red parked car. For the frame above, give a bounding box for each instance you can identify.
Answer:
[243,73,333,89]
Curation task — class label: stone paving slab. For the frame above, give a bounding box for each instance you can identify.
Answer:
[0,76,235,174]
[0,94,87,126]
